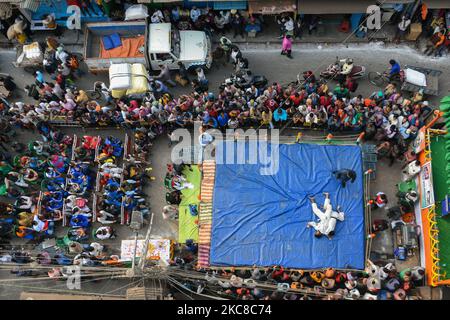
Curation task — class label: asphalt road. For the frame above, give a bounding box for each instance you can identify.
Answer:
[0,43,449,299]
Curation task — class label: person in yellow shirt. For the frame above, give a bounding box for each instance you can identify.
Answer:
[261,108,273,129]
[75,90,89,106]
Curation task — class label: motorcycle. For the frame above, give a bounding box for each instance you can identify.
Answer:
[320,56,365,81]
[221,69,268,90]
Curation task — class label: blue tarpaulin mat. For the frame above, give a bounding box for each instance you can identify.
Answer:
[210,142,365,270]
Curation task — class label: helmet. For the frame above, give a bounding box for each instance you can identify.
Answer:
[389,59,396,65]
[346,58,353,64]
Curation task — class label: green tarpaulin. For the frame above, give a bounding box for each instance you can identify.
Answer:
[431,135,450,278]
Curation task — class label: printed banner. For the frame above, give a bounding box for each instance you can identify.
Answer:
[120,239,171,263]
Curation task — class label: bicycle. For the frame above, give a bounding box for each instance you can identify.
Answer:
[368,71,390,87]
[368,70,402,88]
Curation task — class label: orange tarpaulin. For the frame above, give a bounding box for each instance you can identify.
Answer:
[100,36,145,59]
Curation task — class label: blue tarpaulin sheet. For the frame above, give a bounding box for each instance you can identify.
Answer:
[210,142,365,269]
[32,0,108,25]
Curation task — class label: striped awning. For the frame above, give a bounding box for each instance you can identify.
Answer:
[0,2,13,20]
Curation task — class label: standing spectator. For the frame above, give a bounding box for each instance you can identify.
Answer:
[434,30,449,57]
[424,30,445,56]
[307,15,319,35]
[175,62,189,86]
[171,6,181,23]
[151,9,165,23]
[284,16,295,37]
[35,71,44,86]
[276,15,286,38]
[231,12,245,39]
[100,0,113,17]
[196,68,208,90]
[95,0,105,15]
[394,15,411,43]
[295,15,303,39]
[222,10,231,32]
[245,16,262,36]
[215,11,226,35]
[77,0,96,17]
[281,35,293,59]
[154,64,176,87]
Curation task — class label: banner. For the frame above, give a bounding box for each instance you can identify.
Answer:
[413,126,426,154]
[420,161,435,209]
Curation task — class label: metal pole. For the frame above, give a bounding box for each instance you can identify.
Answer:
[138,213,154,271]
[130,232,139,274]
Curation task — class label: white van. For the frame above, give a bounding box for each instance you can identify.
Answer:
[145,22,212,71]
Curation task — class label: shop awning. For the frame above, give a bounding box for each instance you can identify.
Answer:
[298,0,376,14]
[380,0,415,3]
[137,0,182,3]
[423,0,450,9]
[213,1,247,10]
[248,0,296,14]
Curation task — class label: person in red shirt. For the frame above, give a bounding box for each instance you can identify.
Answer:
[319,92,333,107]
[289,92,303,107]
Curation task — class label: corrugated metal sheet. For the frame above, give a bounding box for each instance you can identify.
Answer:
[298,0,376,14]
[20,0,40,12]
[423,0,450,9]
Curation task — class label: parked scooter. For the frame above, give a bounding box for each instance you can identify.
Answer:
[320,56,365,81]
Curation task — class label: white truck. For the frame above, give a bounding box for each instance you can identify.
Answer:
[83,20,212,73]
